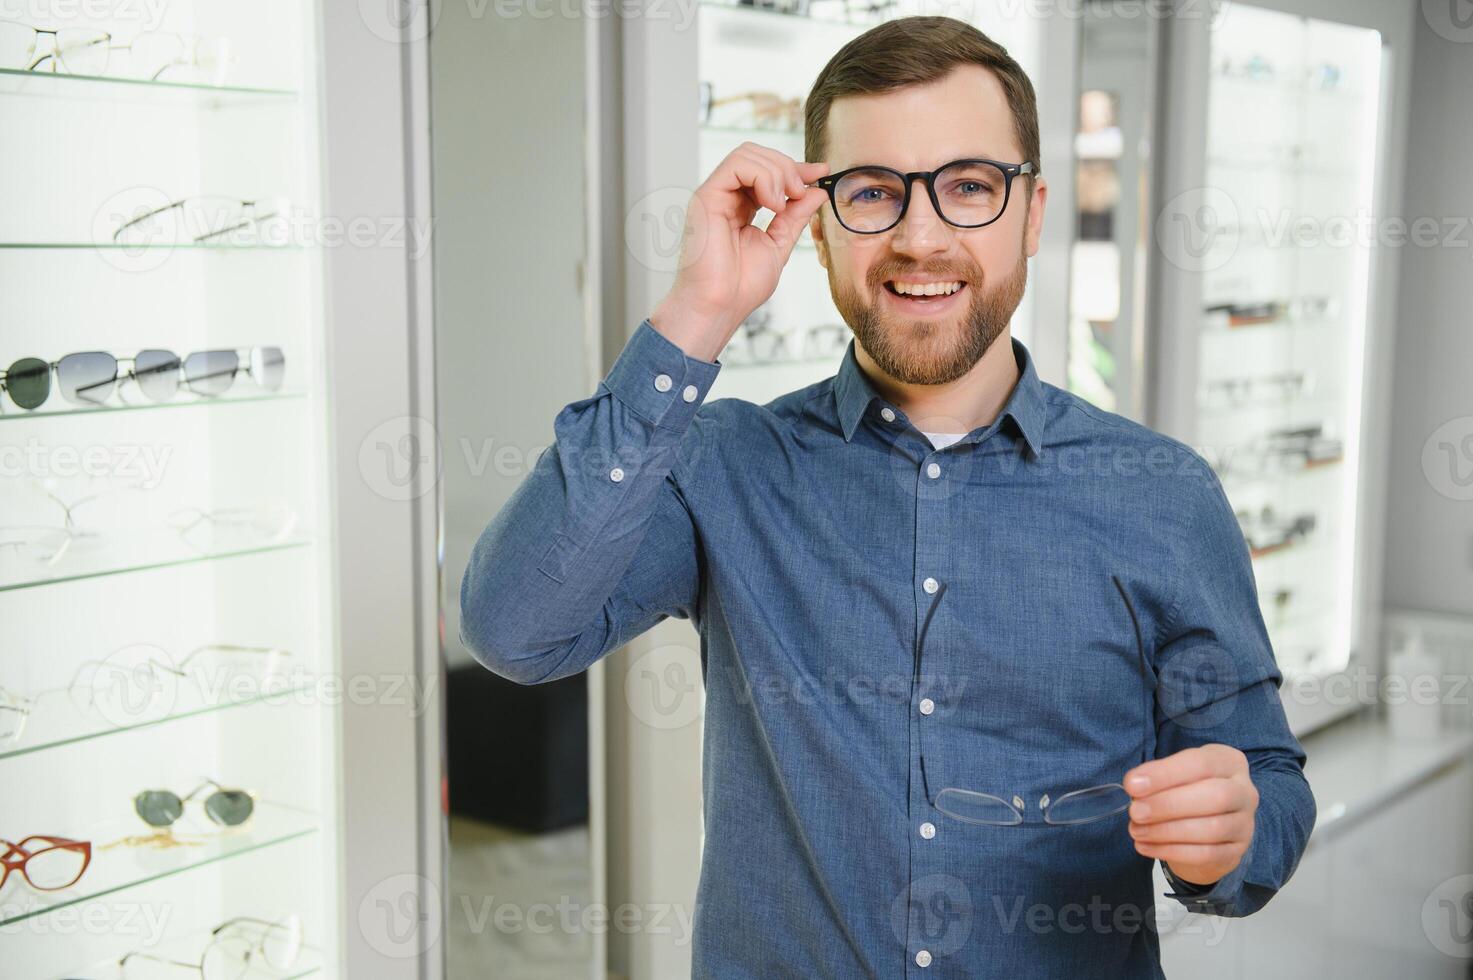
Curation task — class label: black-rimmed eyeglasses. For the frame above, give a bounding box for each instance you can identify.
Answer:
[914,573,1153,826]
[814,157,1035,235]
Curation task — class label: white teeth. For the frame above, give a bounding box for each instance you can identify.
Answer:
[891,280,962,297]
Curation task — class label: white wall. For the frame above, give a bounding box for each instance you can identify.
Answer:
[1383,14,1473,617]
[431,5,592,670]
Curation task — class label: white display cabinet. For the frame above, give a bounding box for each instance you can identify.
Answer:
[0,2,341,975]
[1194,4,1381,684]
[1152,0,1414,735]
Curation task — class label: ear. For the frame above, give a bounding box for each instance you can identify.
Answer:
[809,211,831,269]
[1023,174,1047,258]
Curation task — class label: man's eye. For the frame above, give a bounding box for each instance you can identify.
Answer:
[950,181,994,197]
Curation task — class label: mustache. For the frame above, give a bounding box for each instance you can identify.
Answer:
[872,267,979,285]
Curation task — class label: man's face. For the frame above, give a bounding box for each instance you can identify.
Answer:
[810,64,1048,386]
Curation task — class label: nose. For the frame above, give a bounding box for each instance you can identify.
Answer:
[890,176,953,259]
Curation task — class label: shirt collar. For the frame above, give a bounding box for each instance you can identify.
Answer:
[833,333,1047,457]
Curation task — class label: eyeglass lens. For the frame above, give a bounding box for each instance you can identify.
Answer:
[832,160,1009,233]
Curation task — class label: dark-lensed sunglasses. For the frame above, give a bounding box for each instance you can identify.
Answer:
[0,346,284,411]
[134,778,256,829]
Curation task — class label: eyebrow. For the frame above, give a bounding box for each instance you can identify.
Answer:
[832,153,1013,171]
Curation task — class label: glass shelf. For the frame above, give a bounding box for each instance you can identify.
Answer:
[0,538,313,593]
[0,391,305,422]
[0,677,319,761]
[1201,314,1341,334]
[698,0,890,27]
[0,242,308,251]
[1216,455,1344,485]
[700,122,804,137]
[64,938,322,980]
[0,67,299,106]
[0,803,319,927]
[1209,70,1367,100]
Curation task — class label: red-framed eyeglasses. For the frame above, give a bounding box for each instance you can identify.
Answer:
[0,835,92,891]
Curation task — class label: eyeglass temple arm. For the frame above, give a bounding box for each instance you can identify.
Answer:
[913,582,948,802]
[1111,575,1152,766]
[212,915,293,937]
[177,644,291,671]
[118,950,200,972]
[112,199,186,241]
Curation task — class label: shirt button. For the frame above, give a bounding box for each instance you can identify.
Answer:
[880,407,896,422]
[609,467,625,483]
[654,373,673,392]
[916,950,932,968]
[919,697,935,715]
[926,462,941,479]
[922,577,938,594]
[682,384,698,402]
[919,822,936,840]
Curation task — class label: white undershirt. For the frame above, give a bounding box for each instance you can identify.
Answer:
[921,430,966,450]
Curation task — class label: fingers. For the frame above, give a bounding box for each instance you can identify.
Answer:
[715,143,827,216]
[1128,813,1241,844]
[744,143,827,202]
[764,187,828,253]
[1124,744,1242,798]
[1128,776,1255,825]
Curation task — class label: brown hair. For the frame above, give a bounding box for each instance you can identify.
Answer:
[804,16,1041,182]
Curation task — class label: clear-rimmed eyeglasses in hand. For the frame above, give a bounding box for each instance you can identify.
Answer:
[915,574,1153,826]
[112,196,292,246]
[119,913,303,979]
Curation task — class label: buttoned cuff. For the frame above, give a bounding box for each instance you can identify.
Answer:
[1161,837,1253,916]
[602,318,722,432]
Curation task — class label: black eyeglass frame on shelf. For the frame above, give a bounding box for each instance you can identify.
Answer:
[914,573,1155,827]
[812,157,1037,235]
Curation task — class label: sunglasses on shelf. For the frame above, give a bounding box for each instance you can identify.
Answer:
[134,779,256,830]
[0,347,285,411]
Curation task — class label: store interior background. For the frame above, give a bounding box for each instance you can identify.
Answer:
[2,0,1470,977]
[434,0,1473,978]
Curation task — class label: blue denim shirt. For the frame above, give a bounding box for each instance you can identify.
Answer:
[459,318,1316,979]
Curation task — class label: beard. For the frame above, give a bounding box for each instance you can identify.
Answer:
[829,248,1029,386]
